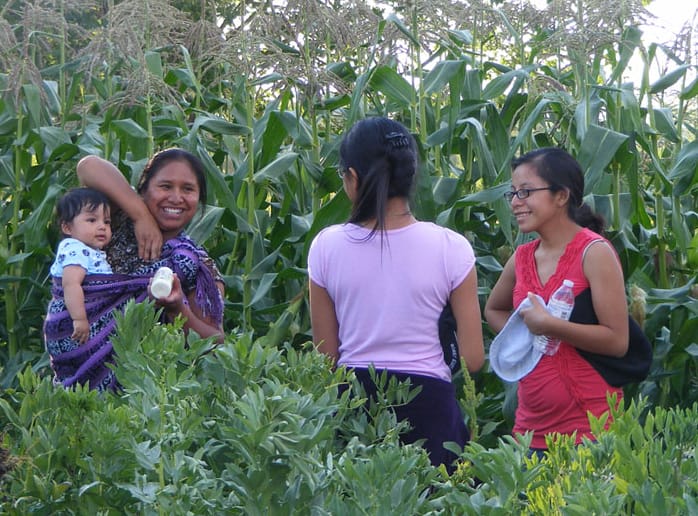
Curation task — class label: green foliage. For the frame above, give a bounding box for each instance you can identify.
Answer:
[2,306,697,513]
[0,0,697,490]
[0,303,436,513]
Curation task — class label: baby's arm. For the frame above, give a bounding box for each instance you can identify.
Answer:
[62,265,89,344]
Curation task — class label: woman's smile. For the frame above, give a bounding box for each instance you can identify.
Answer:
[142,161,200,239]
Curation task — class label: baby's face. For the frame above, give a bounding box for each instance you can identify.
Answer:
[61,204,112,250]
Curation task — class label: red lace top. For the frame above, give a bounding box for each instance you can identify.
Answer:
[512,228,623,449]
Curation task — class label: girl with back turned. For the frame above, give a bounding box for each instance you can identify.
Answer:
[308,117,484,472]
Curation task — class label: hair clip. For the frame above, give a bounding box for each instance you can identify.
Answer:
[385,132,409,149]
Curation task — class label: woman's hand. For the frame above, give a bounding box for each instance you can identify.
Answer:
[77,155,163,260]
[150,274,225,343]
[519,293,552,335]
[150,273,186,316]
[135,216,163,262]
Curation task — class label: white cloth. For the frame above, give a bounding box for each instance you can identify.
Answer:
[489,294,545,382]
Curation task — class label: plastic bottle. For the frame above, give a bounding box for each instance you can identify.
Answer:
[534,279,575,356]
[150,266,174,299]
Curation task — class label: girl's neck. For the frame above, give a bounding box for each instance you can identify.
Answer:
[536,218,582,252]
[361,198,416,230]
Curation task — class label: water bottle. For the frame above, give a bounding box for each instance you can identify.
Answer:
[534,279,575,356]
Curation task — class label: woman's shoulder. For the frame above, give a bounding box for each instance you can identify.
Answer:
[415,222,473,247]
[311,223,362,244]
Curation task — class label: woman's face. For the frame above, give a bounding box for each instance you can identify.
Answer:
[509,163,560,234]
[141,160,200,239]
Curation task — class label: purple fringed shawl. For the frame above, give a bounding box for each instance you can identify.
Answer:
[44,234,223,391]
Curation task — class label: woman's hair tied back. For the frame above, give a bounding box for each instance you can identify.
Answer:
[385,131,410,149]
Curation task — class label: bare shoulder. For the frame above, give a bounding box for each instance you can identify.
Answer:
[583,239,622,276]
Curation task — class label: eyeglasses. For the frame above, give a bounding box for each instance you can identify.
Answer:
[504,187,553,202]
[337,167,347,179]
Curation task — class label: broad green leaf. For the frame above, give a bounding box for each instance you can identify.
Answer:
[667,140,698,196]
[457,117,497,184]
[41,80,61,117]
[652,108,679,142]
[455,183,510,205]
[609,26,642,84]
[649,65,691,93]
[574,92,604,143]
[482,69,528,100]
[369,66,414,108]
[145,51,164,79]
[347,70,372,125]
[386,13,420,47]
[253,152,299,184]
[22,84,42,128]
[249,273,277,306]
[423,60,466,94]
[680,75,698,100]
[112,119,148,139]
[446,29,473,46]
[193,114,249,136]
[187,205,224,245]
[36,126,72,156]
[577,125,628,194]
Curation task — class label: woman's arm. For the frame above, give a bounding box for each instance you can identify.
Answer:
[309,279,340,363]
[519,242,629,357]
[154,275,225,343]
[450,267,485,373]
[484,255,516,333]
[77,155,162,261]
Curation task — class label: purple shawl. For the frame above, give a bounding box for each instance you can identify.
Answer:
[44,234,223,391]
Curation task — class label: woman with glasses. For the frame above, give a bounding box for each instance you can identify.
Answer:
[308,117,484,473]
[484,147,629,455]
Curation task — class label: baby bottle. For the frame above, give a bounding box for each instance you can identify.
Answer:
[150,266,174,299]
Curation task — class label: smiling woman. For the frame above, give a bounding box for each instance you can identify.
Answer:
[485,147,629,454]
[43,150,225,391]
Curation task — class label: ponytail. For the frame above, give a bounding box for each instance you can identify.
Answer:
[573,203,606,234]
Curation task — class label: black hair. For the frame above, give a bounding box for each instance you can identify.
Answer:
[339,117,417,237]
[137,148,208,207]
[56,187,111,235]
[511,147,606,234]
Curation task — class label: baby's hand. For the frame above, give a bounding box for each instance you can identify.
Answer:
[72,318,89,344]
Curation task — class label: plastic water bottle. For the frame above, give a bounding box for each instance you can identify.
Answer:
[534,279,575,356]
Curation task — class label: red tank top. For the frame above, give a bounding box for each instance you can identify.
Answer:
[512,228,623,449]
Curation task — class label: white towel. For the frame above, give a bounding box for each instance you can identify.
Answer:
[489,294,545,382]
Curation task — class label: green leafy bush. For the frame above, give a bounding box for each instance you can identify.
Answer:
[1,305,697,514]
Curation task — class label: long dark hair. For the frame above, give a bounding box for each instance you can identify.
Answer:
[137,148,208,207]
[511,147,606,234]
[339,117,417,237]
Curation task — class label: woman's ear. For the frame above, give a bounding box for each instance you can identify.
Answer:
[344,167,360,201]
[555,187,570,206]
[347,167,359,183]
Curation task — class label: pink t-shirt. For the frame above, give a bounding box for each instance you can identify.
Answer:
[308,221,475,382]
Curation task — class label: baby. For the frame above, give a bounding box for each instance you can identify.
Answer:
[50,188,113,344]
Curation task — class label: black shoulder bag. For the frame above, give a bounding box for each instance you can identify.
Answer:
[570,288,652,387]
[439,302,460,374]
